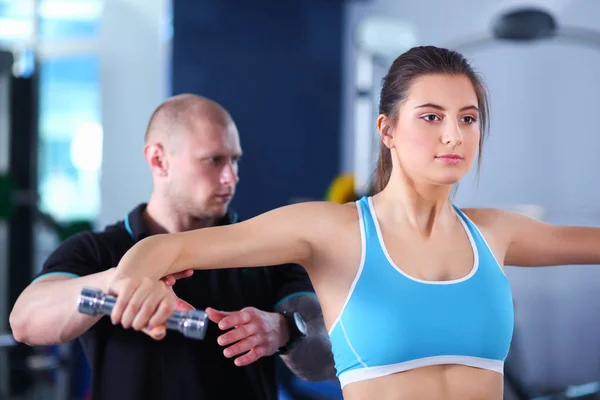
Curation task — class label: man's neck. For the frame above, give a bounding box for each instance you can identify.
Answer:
[144,196,220,234]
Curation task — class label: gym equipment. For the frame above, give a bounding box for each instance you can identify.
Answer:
[77,288,209,340]
[0,49,38,398]
[448,7,600,55]
[0,50,96,399]
[325,173,357,204]
[0,174,14,220]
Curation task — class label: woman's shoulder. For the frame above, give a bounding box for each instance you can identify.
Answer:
[458,206,533,238]
[285,199,361,222]
[234,200,362,234]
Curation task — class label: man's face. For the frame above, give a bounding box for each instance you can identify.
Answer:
[164,118,242,220]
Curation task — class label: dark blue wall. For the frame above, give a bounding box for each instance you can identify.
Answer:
[172,1,343,219]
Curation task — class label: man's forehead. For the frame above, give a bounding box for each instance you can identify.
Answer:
[180,121,241,154]
[185,119,238,144]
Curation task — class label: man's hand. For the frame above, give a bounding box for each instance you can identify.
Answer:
[161,269,194,312]
[207,307,290,367]
[161,269,193,287]
[140,269,195,339]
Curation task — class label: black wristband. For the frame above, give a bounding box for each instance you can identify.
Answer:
[277,311,307,355]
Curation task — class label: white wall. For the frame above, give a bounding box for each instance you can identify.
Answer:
[342,0,600,395]
[98,0,170,228]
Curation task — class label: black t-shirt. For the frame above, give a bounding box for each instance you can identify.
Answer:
[34,204,315,400]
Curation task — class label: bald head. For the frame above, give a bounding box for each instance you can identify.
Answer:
[144,94,234,148]
[143,94,241,223]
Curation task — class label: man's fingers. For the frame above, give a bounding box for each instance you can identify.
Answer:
[174,297,195,312]
[142,325,167,340]
[162,276,176,286]
[109,279,136,325]
[206,308,232,324]
[178,269,194,279]
[148,298,175,328]
[120,282,153,329]
[163,284,194,311]
[161,269,194,287]
[131,294,161,331]
[234,347,265,367]
[223,335,261,359]
[217,324,257,346]
[217,310,252,330]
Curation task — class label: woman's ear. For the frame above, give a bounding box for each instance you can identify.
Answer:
[377,114,395,150]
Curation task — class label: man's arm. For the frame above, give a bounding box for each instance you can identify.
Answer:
[206,296,337,381]
[271,261,337,382]
[9,232,113,346]
[10,231,193,346]
[10,271,115,346]
[206,264,336,381]
[275,293,337,382]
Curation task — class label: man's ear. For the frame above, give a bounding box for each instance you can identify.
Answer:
[143,143,169,177]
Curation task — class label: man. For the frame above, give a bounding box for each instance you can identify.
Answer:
[9,94,336,400]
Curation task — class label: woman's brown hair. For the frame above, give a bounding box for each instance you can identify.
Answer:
[374,46,490,192]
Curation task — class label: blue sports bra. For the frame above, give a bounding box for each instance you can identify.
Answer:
[328,196,514,388]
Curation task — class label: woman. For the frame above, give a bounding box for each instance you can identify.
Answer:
[107,46,600,400]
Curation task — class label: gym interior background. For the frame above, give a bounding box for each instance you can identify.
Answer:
[1,0,600,399]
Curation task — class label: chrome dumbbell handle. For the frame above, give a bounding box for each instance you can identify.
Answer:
[77,287,208,340]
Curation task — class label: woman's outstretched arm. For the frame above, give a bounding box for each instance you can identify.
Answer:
[107,201,336,336]
[463,207,600,267]
[116,202,320,280]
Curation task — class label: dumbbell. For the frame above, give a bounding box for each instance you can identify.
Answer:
[77,287,209,340]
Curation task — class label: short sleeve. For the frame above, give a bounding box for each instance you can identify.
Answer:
[271,263,316,310]
[31,232,105,283]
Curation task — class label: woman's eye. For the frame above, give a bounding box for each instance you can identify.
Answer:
[422,114,440,122]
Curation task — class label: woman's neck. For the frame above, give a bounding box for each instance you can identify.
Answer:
[374,174,455,237]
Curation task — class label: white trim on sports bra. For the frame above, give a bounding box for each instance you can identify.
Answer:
[368,196,479,285]
[327,201,367,336]
[339,355,504,388]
